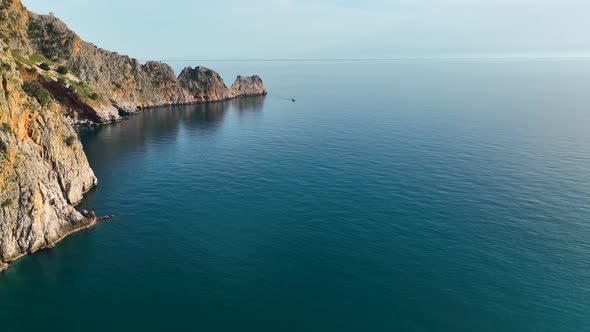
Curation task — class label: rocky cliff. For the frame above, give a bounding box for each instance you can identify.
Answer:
[25,11,266,123]
[178,66,267,103]
[0,43,97,272]
[0,0,266,271]
[1,0,266,124]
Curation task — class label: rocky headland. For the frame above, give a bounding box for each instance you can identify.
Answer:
[0,0,267,271]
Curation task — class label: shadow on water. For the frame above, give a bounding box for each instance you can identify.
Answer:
[75,95,265,212]
[76,96,265,167]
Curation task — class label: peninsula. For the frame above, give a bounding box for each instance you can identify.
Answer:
[0,0,267,271]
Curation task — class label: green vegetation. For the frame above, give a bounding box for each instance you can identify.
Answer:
[72,81,98,100]
[57,66,68,75]
[10,52,56,72]
[11,50,33,67]
[1,123,11,133]
[57,76,67,85]
[22,81,52,106]
[30,53,49,63]
[65,135,77,147]
[1,199,13,208]
[39,62,51,71]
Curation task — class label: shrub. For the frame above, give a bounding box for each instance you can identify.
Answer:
[72,82,95,99]
[1,199,13,208]
[25,67,36,74]
[56,94,65,102]
[65,135,77,147]
[57,66,68,75]
[22,81,52,106]
[0,140,7,153]
[39,62,50,71]
[30,53,49,63]
[1,123,11,133]
[57,77,67,85]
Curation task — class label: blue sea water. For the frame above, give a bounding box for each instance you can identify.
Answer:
[1,59,590,331]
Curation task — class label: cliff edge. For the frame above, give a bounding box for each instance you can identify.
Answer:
[0,44,97,271]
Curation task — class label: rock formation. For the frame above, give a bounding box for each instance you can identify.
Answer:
[178,66,231,102]
[178,67,267,103]
[25,11,266,122]
[0,0,266,271]
[0,44,97,271]
[229,75,267,97]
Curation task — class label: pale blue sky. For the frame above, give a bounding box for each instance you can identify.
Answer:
[23,0,590,60]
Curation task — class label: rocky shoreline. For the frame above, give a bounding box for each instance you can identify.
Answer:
[0,208,97,273]
[0,0,267,272]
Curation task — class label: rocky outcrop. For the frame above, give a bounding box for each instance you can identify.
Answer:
[178,66,231,102]
[0,0,31,51]
[178,66,267,102]
[0,44,97,271]
[229,75,267,97]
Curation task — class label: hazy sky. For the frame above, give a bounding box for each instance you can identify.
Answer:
[23,0,590,60]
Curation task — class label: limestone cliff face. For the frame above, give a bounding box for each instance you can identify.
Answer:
[1,0,267,124]
[0,0,30,51]
[0,44,97,271]
[27,13,193,120]
[178,66,267,102]
[229,75,267,97]
[25,12,266,123]
[178,66,231,102]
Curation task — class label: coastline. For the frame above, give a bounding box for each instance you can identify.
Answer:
[72,93,269,126]
[0,216,97,273]
[0,0,267,273]
[0,93,268,273]
[0,185,99,273]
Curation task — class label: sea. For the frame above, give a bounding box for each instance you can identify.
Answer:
[1,59,590,332]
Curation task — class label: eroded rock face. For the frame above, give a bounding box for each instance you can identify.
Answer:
[178,66,267,102]
[25,13,266,123]
[0,45,97,270]
[0,0,31,51]
[178,66,230,102]
[229,75,267,97]
[27,13,194,116]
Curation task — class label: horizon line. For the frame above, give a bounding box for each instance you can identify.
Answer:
[145,55,590,63]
